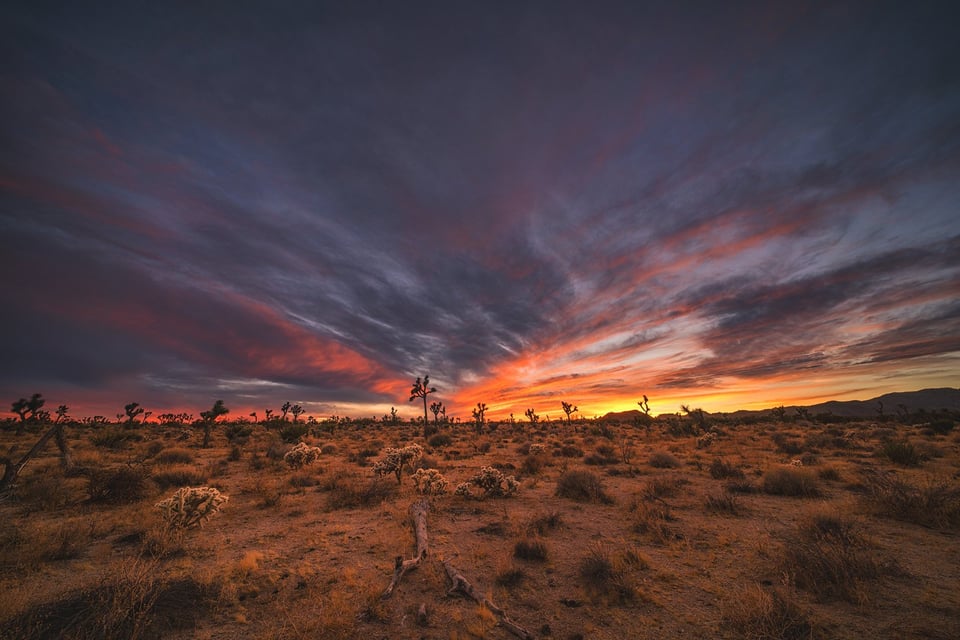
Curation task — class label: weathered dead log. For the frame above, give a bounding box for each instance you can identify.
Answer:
[443,559,534,640]
[0,423,65,492]
[382,497,430,598]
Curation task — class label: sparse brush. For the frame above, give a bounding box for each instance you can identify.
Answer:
[781,531,888,603]
[152,467,207,490]
[706,493,740,515]
[860,469,960,529]
[710,458,745,479]
[726,479,758,494]
[629,499,673,544]
[325,476,398,510]
[87,466,150,503]
[762,467,821,498]
[527,511,563,535]
[818,466,841,481]
[648,451,681,468]
[495,566,527,587]
[722,585,817,640]
[879,439,923,466]
[514,537,548,562]
[154,449,194,465]
[578,544,638,605]
[555,470,613,504]
[90,428,143,450]
[643,476,683,499]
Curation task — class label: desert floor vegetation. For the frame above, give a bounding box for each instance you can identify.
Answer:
[1,413,959,639]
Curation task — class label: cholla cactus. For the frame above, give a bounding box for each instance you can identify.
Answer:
[156,486,228,528]
[529,443,548,455]
[454,482,473,497]
[412,468,448,496]
[696,432,716,449]
[284,442,323,469]
[462,466,519,498]
[373,443,424,484]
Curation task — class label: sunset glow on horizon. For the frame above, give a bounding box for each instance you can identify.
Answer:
[2,3,958,422]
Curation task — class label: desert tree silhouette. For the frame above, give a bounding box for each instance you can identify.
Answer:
[200,399,229,447]
[10,393,44,435]
[430,401,444,425]
[472,402,487,435]
[291,404,305,422]
[409,375,437,437]
[561,401,578,424]
[123,402,145,426]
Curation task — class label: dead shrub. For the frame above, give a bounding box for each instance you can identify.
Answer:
[722,585,817,640]
[151,467,207,490]
[87,466,150,503]
[578,544,638,605]
[762,467,821,498]
[861,470,960,529]
[555,470,614,504]
[648,451,681,469]
[710,458,745,479]
[705,493,740,515]
[153,449,194,465]
[514,538,548,562]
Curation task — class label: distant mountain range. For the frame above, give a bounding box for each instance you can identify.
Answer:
[602,388,960,420]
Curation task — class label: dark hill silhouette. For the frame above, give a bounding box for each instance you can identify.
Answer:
[601,388,960,420]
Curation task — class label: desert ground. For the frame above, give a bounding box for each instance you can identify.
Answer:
[2,410,959,639]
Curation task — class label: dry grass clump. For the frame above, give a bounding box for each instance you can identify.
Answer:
[879,439,923,466]
[514,537,548,562]
[643,475,684,500]
[710,457,745,479]
[705,493,740,515]
[87,466,150,503]
[526,511,563,536]
[578,544,640,605]
[722,585,817,640]
[629,499,674,544]
[7,555,213,640]
[762,467,821,498]
[781,511,889,603]
[555,470,614,504]
[648,451,681,468]
[860,470,960,529]
[324,476,398,510]
[152,467,207,490]
[153,449,194,465]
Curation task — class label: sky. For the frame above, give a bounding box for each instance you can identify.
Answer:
[2,1,959,421]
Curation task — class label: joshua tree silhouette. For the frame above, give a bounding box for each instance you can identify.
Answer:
[409,376,437,437]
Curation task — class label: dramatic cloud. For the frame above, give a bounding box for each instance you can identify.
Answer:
[2,2,958,418]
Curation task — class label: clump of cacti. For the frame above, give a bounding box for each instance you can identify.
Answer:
[412,468,448,496]
[156,486,228,528]
[284,442,323,468]
[456,466,520,499]
[373,443,424,484]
